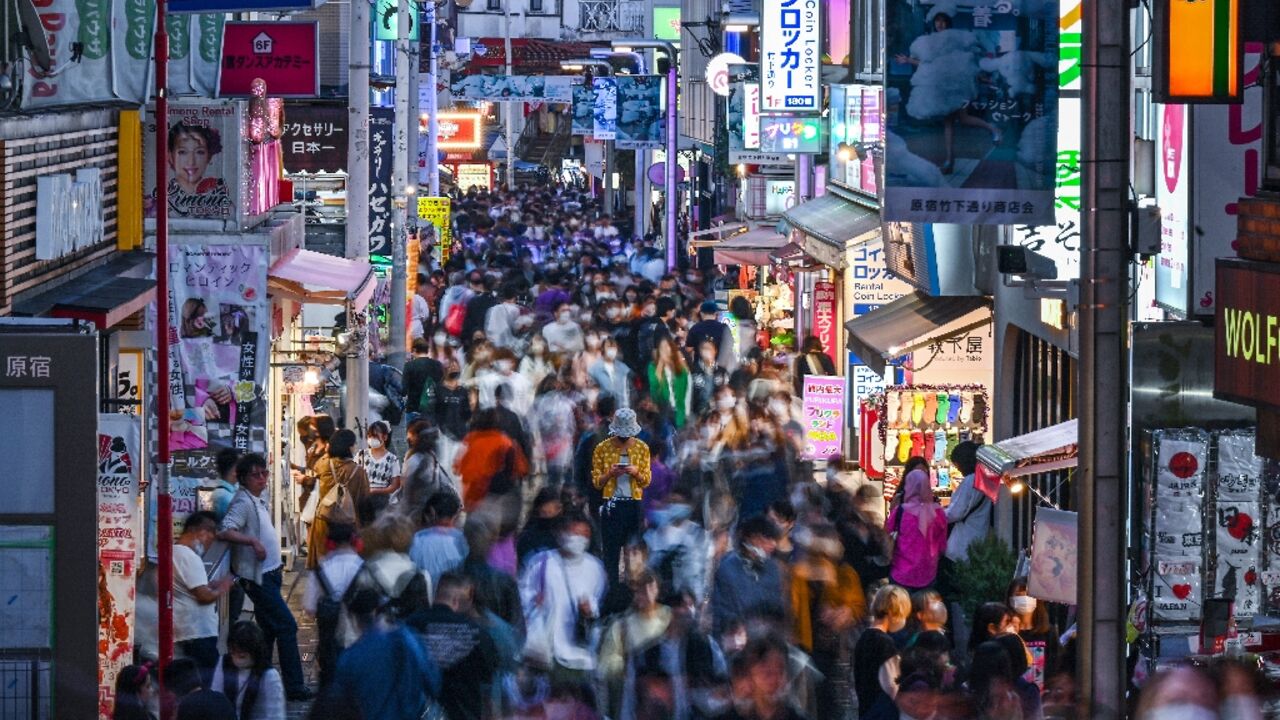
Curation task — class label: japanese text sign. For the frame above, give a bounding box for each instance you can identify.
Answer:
[802,375,846,460]
[369,107,395,256]
[758,114,823,153]
[218,21,319,97]
[281,102,347,174]
[417,197,453,266]
[812,281,838,364]
[143,100,247,225]
[420,112,483,150]
[760,0,821,112]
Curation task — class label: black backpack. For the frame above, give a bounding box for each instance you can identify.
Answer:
[314,565,345,633]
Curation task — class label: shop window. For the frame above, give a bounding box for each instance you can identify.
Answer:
[528,0,544,13]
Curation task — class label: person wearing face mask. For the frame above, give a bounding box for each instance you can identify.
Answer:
[597,571,672,719]
[633,296,676,371]
[644,486,711,601]
[968,602,1019,657]
[173,511,236,678]
[210,621,287,720]
[854,585,913,720]
[711,516,785,638]
[542,301,585,354]
[518,514,606,682]
[357,421,402,517]
[519,335,555,389]
[907,589,951,651]
[572,331,605,394]
[484,284,525,350]
[689,337,729,418]
[589,336,634,408]
[533,272,573,323]
[591,408,653,587]
[648,336,693,429]
[1006,576,1060,691]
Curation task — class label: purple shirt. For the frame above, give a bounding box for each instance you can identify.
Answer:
[886,505,948,589]
[533,288,572,323]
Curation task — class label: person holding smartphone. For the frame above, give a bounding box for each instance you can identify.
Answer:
[590,408,652,587]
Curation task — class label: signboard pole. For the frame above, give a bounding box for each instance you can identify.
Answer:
[389,0,414,368]
[153,2,175,717]
[346,0,372,430]
[426,0,440,196]
[503,8,514,188]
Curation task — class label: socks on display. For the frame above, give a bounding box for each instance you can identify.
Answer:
[885,430,899,463]
[972,394,987,427]
[910,430,925,458]
[937,466,952,489]
[897,429,913,463]
[946,428,960,459]
[912,391,926,425]
[935,393,949,425]
[947,392,962,424]
[900,391,914,426]
[922,430,935,461]
[887,392,901,427]
[933,430,948,463]
[924,393,938,426]
[959,390,975,424]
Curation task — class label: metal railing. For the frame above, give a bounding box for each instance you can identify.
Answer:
[576,0,645,35]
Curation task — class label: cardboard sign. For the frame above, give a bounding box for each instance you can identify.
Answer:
[218,21,319,97]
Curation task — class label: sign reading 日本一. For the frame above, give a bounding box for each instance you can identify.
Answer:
[883,0,1059,226]
[802,375,846,460]
[760,0,821,112]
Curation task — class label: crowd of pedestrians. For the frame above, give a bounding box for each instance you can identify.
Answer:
[131,182,1266,720]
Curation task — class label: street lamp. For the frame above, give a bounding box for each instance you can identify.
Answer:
[561,58,615,215]
[613,39,679,270]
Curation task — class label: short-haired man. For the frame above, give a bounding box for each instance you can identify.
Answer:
[218,454,313,700]
[406,572,498,720]
[174,511,234,678]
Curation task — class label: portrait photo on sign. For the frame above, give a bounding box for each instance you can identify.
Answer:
[883,0,1059,225]
[1026,507,1077,605]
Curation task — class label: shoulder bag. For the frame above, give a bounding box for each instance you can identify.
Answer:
[318,459,357,526]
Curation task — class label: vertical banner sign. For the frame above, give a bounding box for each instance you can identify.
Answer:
[615,76,665,150]
[802,375,847,460]
[417,197,453,266]
[368,107,395,257]
[883,1,1059,225]
[1191,43,1264,315]
[593,77,618,140]
[812,281,837,363]
[1011,1,1083,281]
[97,414,142,720]
[760,0,821,112]
[1156,103,1191,316]
[847,239,913,428]
[1156,0,1241,103]
[572,80,594,136]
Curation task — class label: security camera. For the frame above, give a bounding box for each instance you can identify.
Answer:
[997,245,1058,280]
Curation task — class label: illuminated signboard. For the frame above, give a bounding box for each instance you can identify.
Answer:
[1154,0,1241,103]
[758,115,822,153]
[420,112,483,150]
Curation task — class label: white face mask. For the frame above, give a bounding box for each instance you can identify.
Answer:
[497,359,515,373]
[604,347,618,360]
[559,534,590,556]
[1010,595,1037,615]
[558,311,573,322]
[231,654,254,670]
[367,438,383,450]
[433,332,447,345]
[606,308,621,320]
[717,396,737,411]
[193,540,207,556]
[769,399,789,418]
[745,543,768,561]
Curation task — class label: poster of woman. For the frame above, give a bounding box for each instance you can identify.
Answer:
[883,0,1058,226]
[143,101,245,224]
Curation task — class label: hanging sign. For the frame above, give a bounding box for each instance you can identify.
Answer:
[760,0,821,112]
[801,375,847,460]
[1027,508,1079,605]
[97,413,142,720]
[758,115,823,153]
[281,102,347,174]
[615,76,664,150]
[592,76,618,140]
[1154,0,1241,103]
[420,112,484,150]
[572,80,594,136]
[368,107,395,256]
[1156,103,1191,316]
[882,0,1059,225]
[706,52,746,97]
[373,0,420,41]
[451,75,574,103]
[218,21,319,97]
[417,196,453,266]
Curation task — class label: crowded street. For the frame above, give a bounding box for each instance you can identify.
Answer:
[3,0,1280,719]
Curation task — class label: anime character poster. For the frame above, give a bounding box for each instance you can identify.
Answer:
[614,76,665,150]
[166,243,269,465]
[883,0,1059,225]
[144,100,245,222]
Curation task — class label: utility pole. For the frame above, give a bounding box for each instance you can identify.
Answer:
[426,0,440,197]
[389,0,414,370]
[503,4,514,189]
[345,0,371,431]
[153,1,174,716]
[1077,0,1129,717]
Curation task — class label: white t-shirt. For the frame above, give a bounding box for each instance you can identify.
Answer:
[173,543,218,642]
[254,494,282,574]
[614,450,633,498]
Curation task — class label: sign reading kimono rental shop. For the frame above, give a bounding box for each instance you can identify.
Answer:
[144,100,245,224]
[218,21,319,97]
[802,375,846,460]
[882,0,1059,225]
[760,0,821,112]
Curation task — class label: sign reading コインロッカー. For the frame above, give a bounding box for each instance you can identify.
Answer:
[760,0,821,112]
[1215,260,1280,411]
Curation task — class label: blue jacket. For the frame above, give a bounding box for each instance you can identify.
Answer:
[331,626,442,720]
[711,550,785,635]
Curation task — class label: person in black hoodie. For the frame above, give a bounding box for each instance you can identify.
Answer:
[406,573,499,720]
[689,337,729,419]
[461,274,497,350]
[516,487,563,569]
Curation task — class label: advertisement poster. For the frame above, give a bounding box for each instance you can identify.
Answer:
[847,239,913,428]
[97,414,141,720]
[144,101,244,222]
[572,81,594,136]
[1010,1,1083,281]
[1027,508,1078,605]
[167,243,269,458]
[1156,103,1190,316]
[369,107,395,257]
[22,0,222,107]
[614,76,665,150]
[455,163,492,191]
[451,75,574,103]
[760,0,821,112]
[801,375,847,460]
[593,77,618,140]
[812,281,838,364]
[1191,44,1265,316]
[883,0,1059,225]
[218,21,319,97]
[281,102,347,174]
[417,197,453,266]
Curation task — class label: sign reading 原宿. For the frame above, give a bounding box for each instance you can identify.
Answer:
[759,0,821,112]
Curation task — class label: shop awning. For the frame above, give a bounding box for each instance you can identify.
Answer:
[688,222,747,248]
[781,188,880,270]
[268,248,376,310]
[12,252,156,329]
[843,291,992,374]
[713,228,788,266]
[977,419,1079,478]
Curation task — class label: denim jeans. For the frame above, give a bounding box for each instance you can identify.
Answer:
[244,568,307,693]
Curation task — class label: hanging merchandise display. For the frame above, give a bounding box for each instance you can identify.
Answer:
[877,383,989,499]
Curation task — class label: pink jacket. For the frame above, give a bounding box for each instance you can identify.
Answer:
[886,505,949,589]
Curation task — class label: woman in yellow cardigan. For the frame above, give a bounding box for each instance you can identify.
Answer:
[591,408,652,586]
[790,524,866,719]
